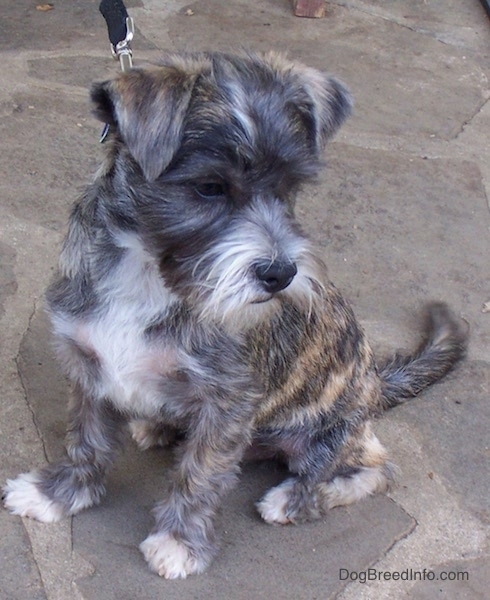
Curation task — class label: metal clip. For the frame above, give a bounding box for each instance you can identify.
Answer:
[111,17,134,72]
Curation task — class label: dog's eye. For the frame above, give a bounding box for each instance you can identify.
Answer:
[194,182,226,200]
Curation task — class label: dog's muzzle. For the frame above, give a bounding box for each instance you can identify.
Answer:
[254,260,298,294]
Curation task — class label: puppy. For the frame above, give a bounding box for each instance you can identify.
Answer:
[3,52,467,579]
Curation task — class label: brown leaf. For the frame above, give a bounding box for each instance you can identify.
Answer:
[36,4,54,12]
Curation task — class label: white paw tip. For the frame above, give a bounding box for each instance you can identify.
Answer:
[140,532,207,579]
[3,472,65,523]
[256,478,296,525]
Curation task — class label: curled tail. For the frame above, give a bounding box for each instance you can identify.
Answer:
[378,302,468,410]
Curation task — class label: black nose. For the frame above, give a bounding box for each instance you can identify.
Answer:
[254,260,298,294]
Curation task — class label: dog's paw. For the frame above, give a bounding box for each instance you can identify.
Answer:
[129,420,176,451]
[140,532,209,579]
[256,478,296,524]
[3,472,65,523]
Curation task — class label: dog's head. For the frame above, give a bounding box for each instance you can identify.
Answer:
[91,52,352,325]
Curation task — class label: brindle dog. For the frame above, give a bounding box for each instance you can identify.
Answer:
[3,52,467,579]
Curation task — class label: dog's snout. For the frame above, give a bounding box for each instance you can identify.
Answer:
[254,261,298,294]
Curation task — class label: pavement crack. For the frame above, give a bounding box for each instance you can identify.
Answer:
[22,524,50,600]
[70,516,75,553]
[330,498,418,600]
[15,299,49,464]
[329,1,452,44]
[455,97,490,139]
[378,498,418,561]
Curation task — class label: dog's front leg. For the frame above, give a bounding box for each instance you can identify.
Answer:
[140,397,254,579]
[3,383,125,522]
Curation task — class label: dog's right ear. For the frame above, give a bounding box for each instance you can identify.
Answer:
[91,68,197,181]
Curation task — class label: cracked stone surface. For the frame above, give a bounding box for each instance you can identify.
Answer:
[1,1,489,599]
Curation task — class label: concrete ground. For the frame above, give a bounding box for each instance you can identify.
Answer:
[1,1,489,598]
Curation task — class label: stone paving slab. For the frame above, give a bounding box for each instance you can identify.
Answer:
[74,461,414,599]
[299,145,490,360]
[165,0,488,140]
[410,556,489,599]
[1,516,46,600]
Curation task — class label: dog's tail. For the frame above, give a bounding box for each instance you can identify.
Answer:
[377,303,468,410]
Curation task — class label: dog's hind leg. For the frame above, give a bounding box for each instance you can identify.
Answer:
[3,383,125,522]
[317,427,397,510]
[256,423,395,524]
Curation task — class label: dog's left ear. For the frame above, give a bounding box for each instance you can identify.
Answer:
[91,68,197,181]
[289,65,353,152]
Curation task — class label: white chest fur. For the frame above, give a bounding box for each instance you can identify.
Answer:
[52,234,182,417]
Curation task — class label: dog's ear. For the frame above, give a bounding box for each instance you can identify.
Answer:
[91,68,196,181]
[289,65,353,152]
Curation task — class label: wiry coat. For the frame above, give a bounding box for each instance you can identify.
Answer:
[3,52,467,579]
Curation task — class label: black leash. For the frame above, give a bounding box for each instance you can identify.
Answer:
[99,0,134,72]
[481,0,490,18]
[98,0,135,141]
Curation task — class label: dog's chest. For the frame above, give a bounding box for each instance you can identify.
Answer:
[83,311,179,415]
[54,244,186,417]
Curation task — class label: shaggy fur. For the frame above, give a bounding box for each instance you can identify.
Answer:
[3,52,467,579]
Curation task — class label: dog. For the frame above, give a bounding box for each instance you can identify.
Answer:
[3,51,467,579]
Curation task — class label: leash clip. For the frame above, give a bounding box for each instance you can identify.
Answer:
[111,16,134,72]
[99,0,135,142]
